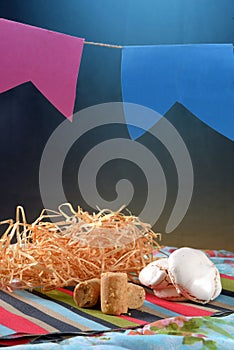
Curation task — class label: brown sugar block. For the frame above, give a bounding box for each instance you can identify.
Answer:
[127,283,145,309]
[101,272,128,315]
[73,278,100,308]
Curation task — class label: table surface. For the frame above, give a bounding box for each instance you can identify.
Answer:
[0,246,234,349]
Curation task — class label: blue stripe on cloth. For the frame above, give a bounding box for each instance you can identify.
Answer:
[214,294,234,307]
[143,300,180,318]
[15,290,109,331]
[0,324,15,337]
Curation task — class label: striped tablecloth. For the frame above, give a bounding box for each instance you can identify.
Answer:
[0,247,233,348]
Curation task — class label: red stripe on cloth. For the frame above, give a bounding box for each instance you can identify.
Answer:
[120,315,147,325]
[58,287,73,296]
[0,338,31,347]
[145,293,213,317]
[221,274,234,280]
[0,307,48,334]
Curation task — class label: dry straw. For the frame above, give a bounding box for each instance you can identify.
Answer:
[0,204,160,291]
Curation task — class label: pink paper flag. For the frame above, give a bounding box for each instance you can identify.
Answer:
[0,19,84,120]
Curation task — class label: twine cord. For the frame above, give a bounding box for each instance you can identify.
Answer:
[85,41,123,49]
[85,40,234,49]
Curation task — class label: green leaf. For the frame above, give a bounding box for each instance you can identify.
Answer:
[183,336,218,349]
[100,337,111,341]
[165,323,179,332]
[183,336,203,345]
[150,326,161,332]
[181,318,204,332]
[150,323,179,333]
[203,339,218,350]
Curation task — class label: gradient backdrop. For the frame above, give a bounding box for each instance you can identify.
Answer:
[0,0,233,249]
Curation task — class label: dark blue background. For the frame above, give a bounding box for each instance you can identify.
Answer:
[0,1,233,249]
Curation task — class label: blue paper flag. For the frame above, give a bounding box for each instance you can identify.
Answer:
[121,44,234,140]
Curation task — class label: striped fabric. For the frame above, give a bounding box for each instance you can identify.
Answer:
[0,247,233,345]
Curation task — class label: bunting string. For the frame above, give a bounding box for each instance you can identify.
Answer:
[85,41,123,49]
[84,41,234,49]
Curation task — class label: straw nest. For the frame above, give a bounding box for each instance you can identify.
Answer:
[0,204,161,291]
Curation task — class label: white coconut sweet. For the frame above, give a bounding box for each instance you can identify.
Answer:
[153,286,187,301]
[168,247,222,304]
[139,258,172,289]
[139,258,187,300]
